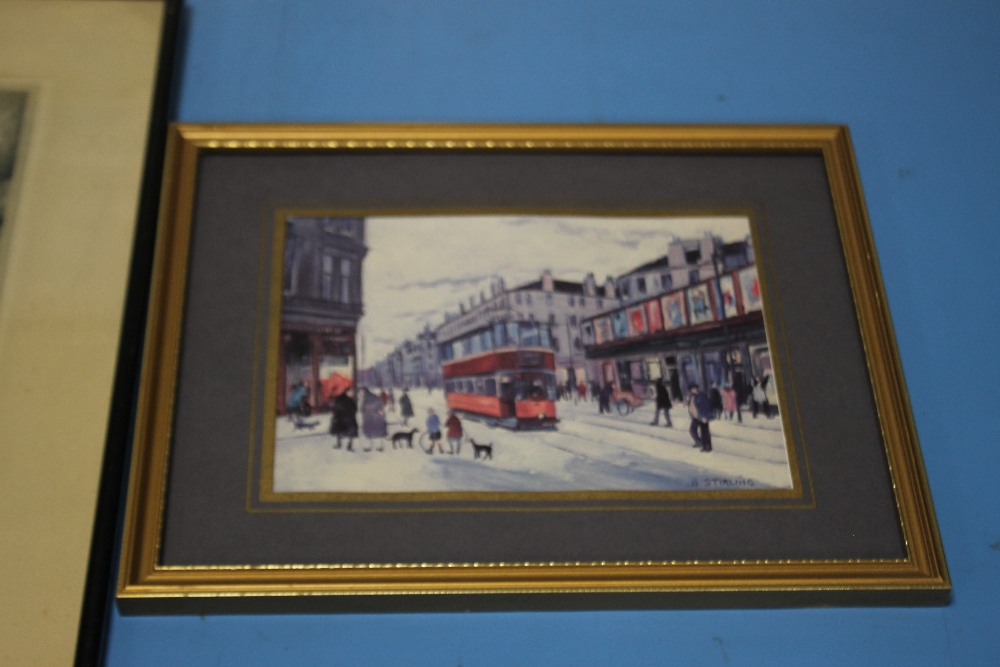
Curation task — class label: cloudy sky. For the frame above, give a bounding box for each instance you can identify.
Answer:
[359,214,750,365]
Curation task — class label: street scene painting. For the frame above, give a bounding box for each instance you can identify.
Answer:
[272,214,793,494]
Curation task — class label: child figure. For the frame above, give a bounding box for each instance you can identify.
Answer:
[425,408,443,454]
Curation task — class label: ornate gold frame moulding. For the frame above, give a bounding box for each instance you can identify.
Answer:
[117,124,949,604]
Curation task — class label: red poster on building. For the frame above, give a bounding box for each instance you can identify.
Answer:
[626,305,648,336]
[644,298,663,332]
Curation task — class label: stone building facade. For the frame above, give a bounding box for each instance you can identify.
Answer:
[278,216,366,413]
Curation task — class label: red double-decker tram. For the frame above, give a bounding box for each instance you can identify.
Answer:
[442,348,558,430]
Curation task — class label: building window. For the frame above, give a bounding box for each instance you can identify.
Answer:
[506,321,519,345]
[689,269,700,284]
[321,255,335,300]
[569,315,578,326]
[521,322,540,346]
[493,323,507,347]
[574,337,582,350]
[340,259,352,302]
[620,282,630,299]
[548,313,556,324]
[636,277,646,294]
[568,295,575,306]
[515,293,522,305]
[545,293,553,305]
[579,297,586,307]
[661,273,672,291]
[283,237,300,295]
[685,248,701,264]
[525,293,532,305]
[338,219,355,237]
[597,298,603,308]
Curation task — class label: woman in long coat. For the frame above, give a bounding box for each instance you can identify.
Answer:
[399,388,414,426]
[329,389,358,451]
[361,388,388,451]
[650,377,672,427]
[721,384,737,420]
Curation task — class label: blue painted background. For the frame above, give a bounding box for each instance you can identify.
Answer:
[105,1,1000,664]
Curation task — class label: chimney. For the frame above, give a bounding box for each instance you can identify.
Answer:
[604,275,617,298]
[583,272,597,297]
[541,269,554,292]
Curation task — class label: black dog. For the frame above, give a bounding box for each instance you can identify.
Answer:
[390,428,419,449]
[471,438,493,460]
[293,420,320,431]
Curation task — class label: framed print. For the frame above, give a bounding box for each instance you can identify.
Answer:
[0,0,176,663]
[117,124,948,610]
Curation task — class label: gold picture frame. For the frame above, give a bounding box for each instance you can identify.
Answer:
[117,123,948,608]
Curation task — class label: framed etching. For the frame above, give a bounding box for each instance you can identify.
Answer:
[117,124,948,610]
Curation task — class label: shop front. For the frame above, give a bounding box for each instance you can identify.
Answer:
[581,265,771,408]
[278,325,356,415]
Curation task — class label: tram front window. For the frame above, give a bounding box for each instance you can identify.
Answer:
[516,374,557,401]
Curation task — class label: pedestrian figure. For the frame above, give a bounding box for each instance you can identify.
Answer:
[709,382,724,420]
[598,382,614,414]
[399,388,414,426]
[445,410,463,455]
[577,380,587,402]
[380,389,389,409]
[686,385,713,452]
[329,388,358,451]
[387,388,396,413]
[721,384,737,420]
[425,408,444,454]
[590,380,601,403]
[360,388,387,451]
[650,377,673,427]
[286,380,310,424]
[751,376,767,419]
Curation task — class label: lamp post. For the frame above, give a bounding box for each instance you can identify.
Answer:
[564,317,577,399]
[712,245,742,423]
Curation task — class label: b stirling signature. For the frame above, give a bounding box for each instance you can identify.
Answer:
[690,476,757,489]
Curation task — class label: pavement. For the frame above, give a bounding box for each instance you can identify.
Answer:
[272,389,793,493]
